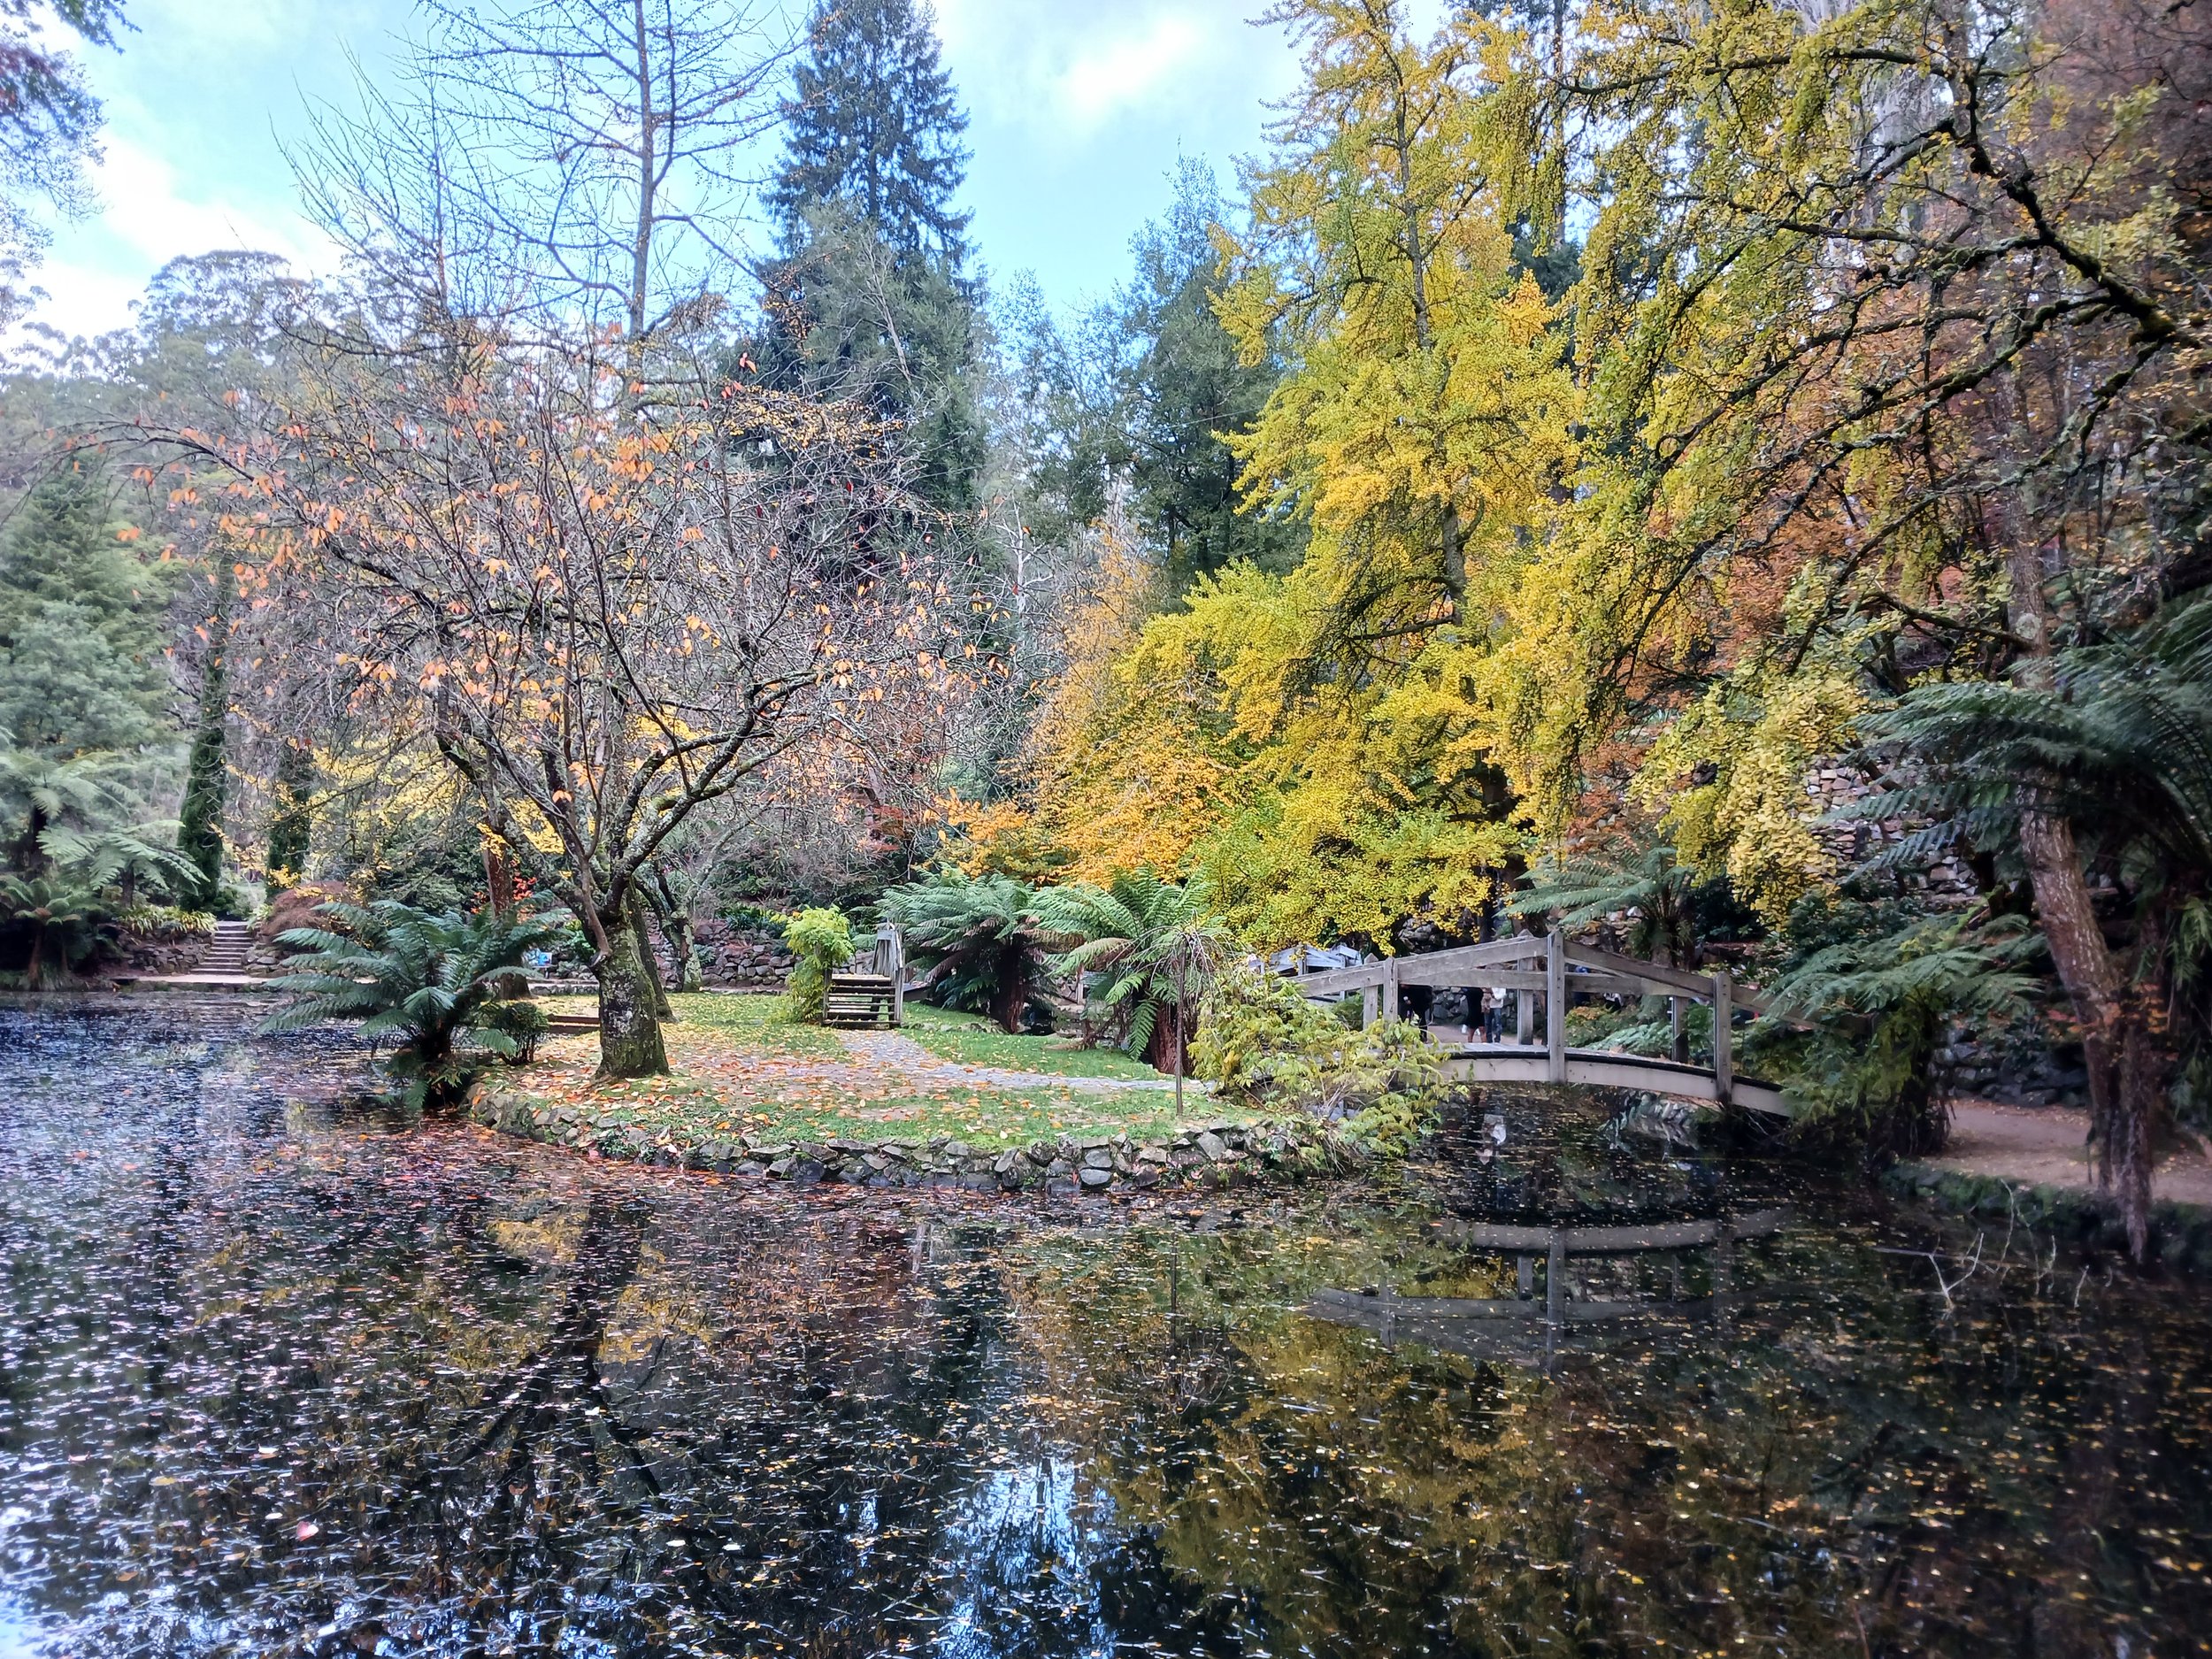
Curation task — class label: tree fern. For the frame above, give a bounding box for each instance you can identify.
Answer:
[260,900,565,1112]
[879,870,1041,1033]
[1509,842,1705,966]
[1032,872,1233,1071]
[1848,590,2212,1158]
[1758,910,2041,1160]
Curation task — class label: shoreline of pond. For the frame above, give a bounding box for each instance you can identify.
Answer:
[468,1079,1342,1196]
[1882,1161,2212,1277]
[32,987,2212,1262]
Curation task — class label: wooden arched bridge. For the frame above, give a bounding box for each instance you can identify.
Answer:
[1285,932,1793,1119]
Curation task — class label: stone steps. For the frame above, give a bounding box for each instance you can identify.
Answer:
[196,921,253,974]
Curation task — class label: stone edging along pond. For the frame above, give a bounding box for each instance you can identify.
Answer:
[1883,1161,2212,1278]
[469,1086,1337,1195]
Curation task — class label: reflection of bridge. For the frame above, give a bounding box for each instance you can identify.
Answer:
[1306,1208,1791,1368]
[1285,933,1793,1119]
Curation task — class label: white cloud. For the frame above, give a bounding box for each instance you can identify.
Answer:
[938,0,1267,142]
[88,135,330,269]
[11,261,146,345]
[124,0,376,56]
[1056,12,1214,129]
[12,135,338,344]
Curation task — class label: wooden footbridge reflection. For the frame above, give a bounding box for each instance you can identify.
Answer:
[1285,931,1794,1118]
[1305,1208,1791,1369]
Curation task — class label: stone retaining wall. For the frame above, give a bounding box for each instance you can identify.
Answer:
[654,919,795,991]
[1883,1161,2212,1278]
[472,1087,1333,1194]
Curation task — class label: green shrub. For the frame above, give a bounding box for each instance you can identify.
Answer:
[1332,1020,1448,1156]
[719,901,787,933]
[783,907,856,1024]
[1194,959,1342,1098]
[1194,960,1446,1155]
[116,903,215,940]
[479,998,551,1064]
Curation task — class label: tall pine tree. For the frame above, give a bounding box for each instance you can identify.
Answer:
[174,561,230,912]
[0,465,171,760]
[769,0,971,262]
[761,0,984,510]
[1115,160,1302,588]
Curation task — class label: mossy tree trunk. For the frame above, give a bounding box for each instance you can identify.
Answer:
[594,904,668,1078]
[628,890,675,1020]
[641,867,703,992]
[668,910,703,993]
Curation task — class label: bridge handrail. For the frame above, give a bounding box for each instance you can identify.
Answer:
[1283,928,1778,1107]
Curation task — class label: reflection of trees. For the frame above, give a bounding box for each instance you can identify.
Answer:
[4,1010,1141,1655]
[6,1010,2210,1658]
[1004,1212,2212,1657]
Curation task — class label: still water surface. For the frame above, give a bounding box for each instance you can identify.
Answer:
[1,999,2208,1657]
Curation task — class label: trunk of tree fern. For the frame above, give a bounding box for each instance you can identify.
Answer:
[595,910,668,1079]
[2009,543,2158,1258]
[991,946,1028,1035]
[1145,1002,1187,1079]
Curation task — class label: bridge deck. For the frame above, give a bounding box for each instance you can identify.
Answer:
[1436,1043,1792,1118]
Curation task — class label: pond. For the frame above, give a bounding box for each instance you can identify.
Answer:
[1,999,2207,1658]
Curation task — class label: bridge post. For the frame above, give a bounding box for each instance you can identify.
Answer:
[1362,982,1380,1026]
[1712,971,1733,1103]
[879,924,905,1026]
[1545,930,1567,1083]
[1382,956,1401,1025]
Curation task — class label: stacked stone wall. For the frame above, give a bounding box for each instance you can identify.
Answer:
[472,1090,1329,1194]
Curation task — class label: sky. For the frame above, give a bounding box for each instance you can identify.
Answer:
[16,0,1315,345]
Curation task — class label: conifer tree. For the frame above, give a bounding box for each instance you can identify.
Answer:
[175,563,230,912]
[0,465,170,760]
[265,739,312,887]
[769,0,971,263]
[762,0,983,509]
[1114,161,1302,588]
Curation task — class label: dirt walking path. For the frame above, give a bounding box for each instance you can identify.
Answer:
[1928,1099,2212,1207]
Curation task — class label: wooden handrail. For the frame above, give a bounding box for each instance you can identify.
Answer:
[1281,929,1771,1108]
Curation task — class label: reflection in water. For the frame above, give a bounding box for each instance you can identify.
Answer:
[0,999,2208,1657]
[1305,1207,1792,1369]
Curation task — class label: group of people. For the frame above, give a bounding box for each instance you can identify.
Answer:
[1403,985,1524,1046]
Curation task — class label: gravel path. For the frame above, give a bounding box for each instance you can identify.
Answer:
[836,1029,1198,1094]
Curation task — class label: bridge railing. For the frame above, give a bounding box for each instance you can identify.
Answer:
[1281,929,1765,1103]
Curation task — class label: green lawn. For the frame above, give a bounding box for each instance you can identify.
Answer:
[540,990,847,1057]
[510,991,1210,1151]
[900,1002,1167,1081]
[529,1075,1207,1151]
